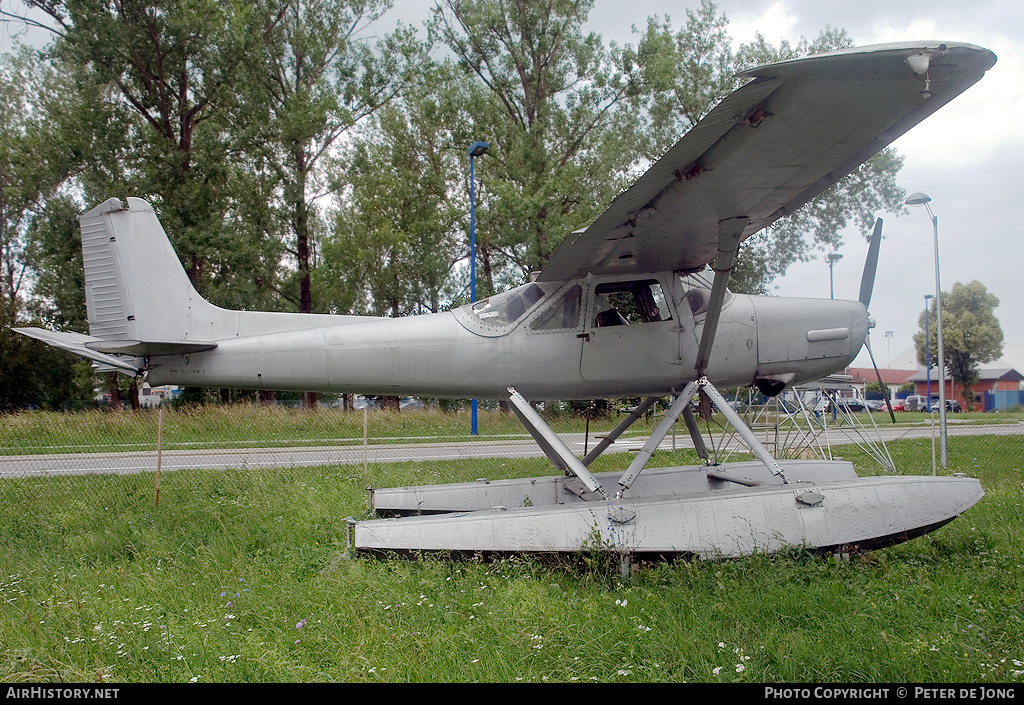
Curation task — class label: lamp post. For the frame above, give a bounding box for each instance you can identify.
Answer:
[468,140,488,436]
[827,253,843,299]
[906,192,947,468]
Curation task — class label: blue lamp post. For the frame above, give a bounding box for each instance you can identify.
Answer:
[468,140,489,436]
[925,294,934,403]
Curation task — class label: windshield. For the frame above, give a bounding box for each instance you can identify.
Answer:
[466,282,552,327]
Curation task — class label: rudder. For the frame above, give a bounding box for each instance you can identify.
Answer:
[79,197,212,344]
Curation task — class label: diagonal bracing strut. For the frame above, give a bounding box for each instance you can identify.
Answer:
[506,386,609,499]
[614,377,788,497]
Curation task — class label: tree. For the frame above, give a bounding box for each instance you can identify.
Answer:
[432,0,649,291]
[913,280,1003,412]
[322,64,471,318]
[24,0,278,300]
[0,46,95,410]
[238,0,418,314]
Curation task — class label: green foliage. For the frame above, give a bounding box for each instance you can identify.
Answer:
[233,0,419,315]
[32,0,257,290]
[432,0,650,285]
[321,60,471,315]
[913,281,1004,411]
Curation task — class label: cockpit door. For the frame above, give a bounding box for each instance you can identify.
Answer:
[580,277,681,383]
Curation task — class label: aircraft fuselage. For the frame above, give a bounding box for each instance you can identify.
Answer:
[146,271,869,401]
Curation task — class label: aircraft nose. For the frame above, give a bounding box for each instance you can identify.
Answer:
[751,296,871,390]
[851,301,871,356]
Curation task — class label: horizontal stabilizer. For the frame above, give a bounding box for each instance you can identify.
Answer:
[84,339,217,355]
[13,327,140,373]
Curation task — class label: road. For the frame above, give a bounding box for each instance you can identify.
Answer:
[2,420,1021,479]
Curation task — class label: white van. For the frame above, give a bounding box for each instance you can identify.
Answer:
[904,395,929,411]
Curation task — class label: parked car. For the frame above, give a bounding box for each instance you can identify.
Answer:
[904,395,929,411]
[865,399,884,412]
[884,399,906,412]
[931,399,962,413]
[829,397,867,412]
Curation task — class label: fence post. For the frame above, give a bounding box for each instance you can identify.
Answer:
[155,405,164,505]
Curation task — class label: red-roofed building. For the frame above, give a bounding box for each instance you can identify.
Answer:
[906,366,1024,411]
[845,367,917,397]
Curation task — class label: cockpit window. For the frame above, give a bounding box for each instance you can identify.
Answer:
[531,285,581,330]
[593,280,672,326]
[678,267,733,317]
[468,282,550,327]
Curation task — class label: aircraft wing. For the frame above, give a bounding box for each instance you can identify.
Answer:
[537,41,996,282]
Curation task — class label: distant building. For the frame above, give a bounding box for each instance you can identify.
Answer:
[845,367,916,399]
[905,366,1024,411]
[139,384,178,407]
[842,346,1024,410]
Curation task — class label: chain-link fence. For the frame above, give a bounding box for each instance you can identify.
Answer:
[2,398,1022,550]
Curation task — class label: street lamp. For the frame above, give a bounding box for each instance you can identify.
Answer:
[885,330,894,368]
[468,140,489,436]
[827,253,843,299]
[906,192,947,468]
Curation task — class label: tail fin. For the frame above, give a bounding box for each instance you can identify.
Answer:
[80,197,214,345]
[18,197,358,366]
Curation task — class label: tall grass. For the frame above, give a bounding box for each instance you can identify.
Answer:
[1,432,1023,683]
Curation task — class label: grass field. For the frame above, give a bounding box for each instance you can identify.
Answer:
[1,414,1023,683]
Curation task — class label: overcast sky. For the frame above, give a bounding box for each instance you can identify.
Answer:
[4,1,1021,369]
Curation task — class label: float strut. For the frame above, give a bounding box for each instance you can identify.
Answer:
[700,380,788,482]
[617,382,699,494]
[506,387,608,499]
[581,396,659,466]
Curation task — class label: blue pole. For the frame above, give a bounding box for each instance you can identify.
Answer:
[467,141,488,437]
[470,154,476,306]
[469,153,478,436]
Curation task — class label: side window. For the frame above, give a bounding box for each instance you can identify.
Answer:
[593,280,672,327]
[531,285,582,331]
[678,267,732,318]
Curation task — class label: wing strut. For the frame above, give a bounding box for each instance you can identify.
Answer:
[696,217,748,377]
